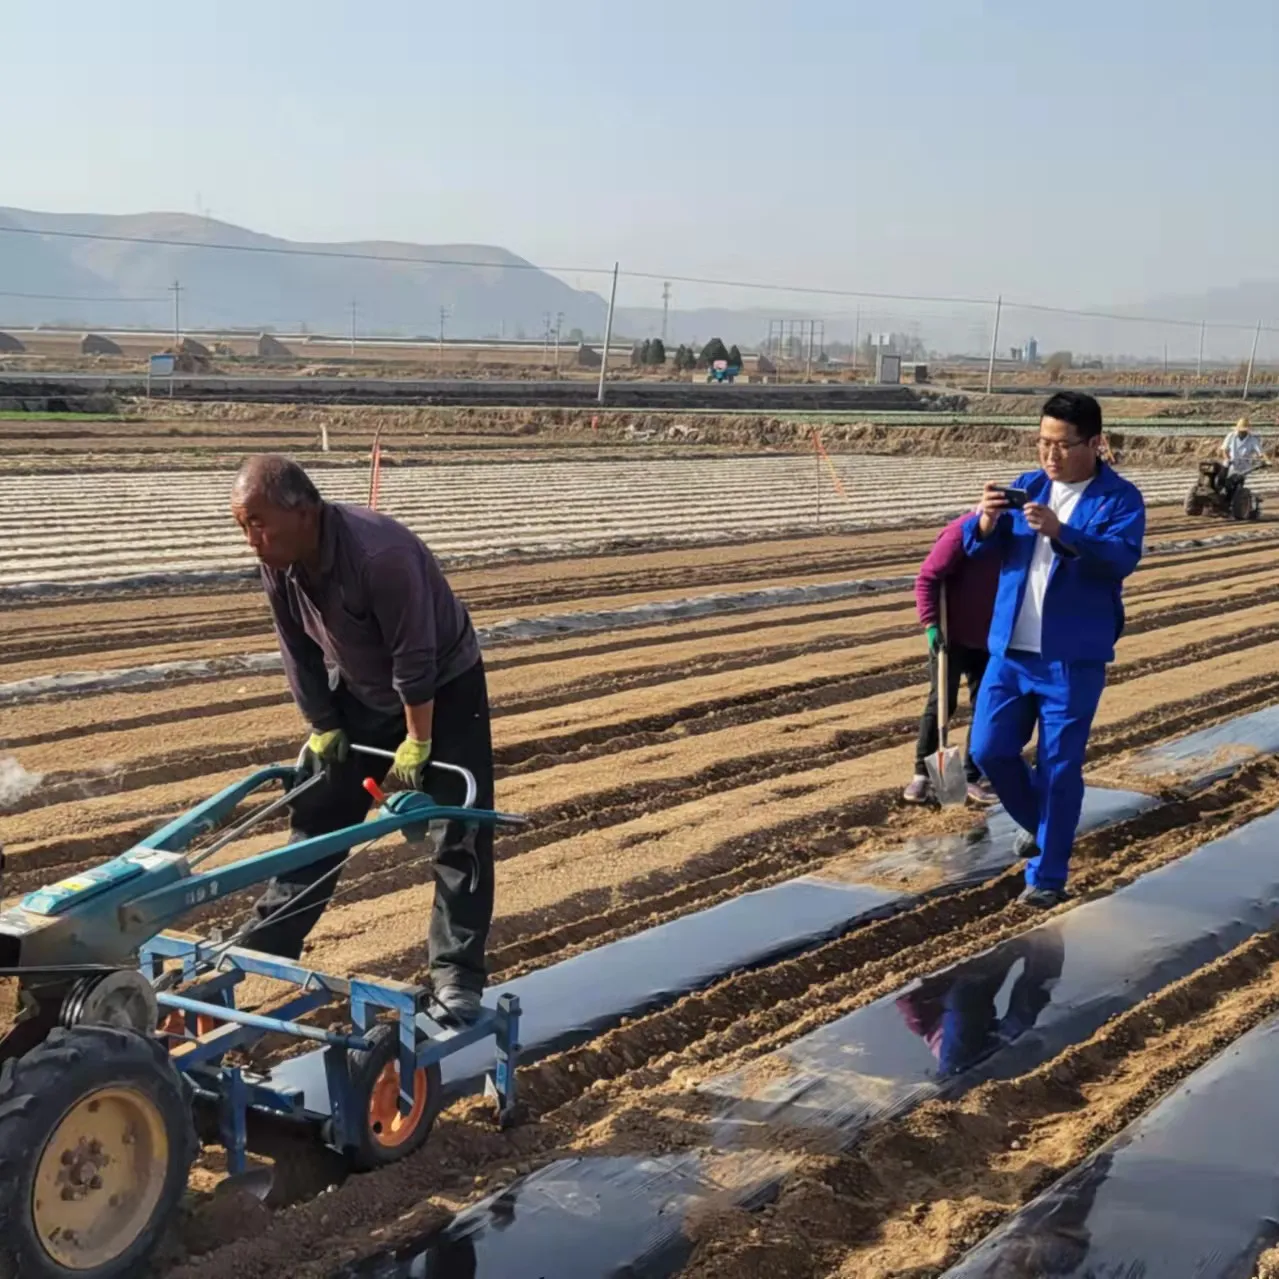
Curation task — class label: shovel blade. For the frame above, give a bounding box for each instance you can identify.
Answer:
[925,747,967,807]
[215,1166,275,1203]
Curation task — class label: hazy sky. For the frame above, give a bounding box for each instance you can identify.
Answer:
[3,1,1276,315]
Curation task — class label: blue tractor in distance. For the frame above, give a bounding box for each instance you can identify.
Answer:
[706,358,741,384]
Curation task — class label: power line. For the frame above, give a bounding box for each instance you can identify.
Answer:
[0,290,164,303]
[0,223,1272,335]
[624,267,996,310]
[0,223,612,279]
[622,268,1276,334]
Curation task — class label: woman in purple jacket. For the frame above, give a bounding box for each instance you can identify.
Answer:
[904,514,1001,805]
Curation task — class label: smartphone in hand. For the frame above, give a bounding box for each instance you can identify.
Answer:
[992,485,1029,510]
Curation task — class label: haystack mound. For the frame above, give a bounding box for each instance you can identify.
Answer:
[0,332,24,353]
[178,336,211,359]
[257,332,293,357]
[574,343,602,369]
[80,333,123,355]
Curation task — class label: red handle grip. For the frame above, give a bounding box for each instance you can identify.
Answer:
[363,777,387,804]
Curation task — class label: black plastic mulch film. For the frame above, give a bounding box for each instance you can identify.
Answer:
[942,1013,1279,1279]
[332,708,1279,1278]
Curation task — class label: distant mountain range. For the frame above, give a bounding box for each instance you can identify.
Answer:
[0,207,606,338]
[1,207,1274,360]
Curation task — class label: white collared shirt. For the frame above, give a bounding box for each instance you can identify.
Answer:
[1223,431,1263,470]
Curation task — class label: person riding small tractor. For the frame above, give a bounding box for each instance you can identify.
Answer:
[1184,454,1266,520]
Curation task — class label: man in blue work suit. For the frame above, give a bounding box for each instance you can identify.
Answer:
[963,392,1145,908]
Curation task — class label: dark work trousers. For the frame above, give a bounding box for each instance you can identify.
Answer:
[248,659,495,993]
[913,642,989,784]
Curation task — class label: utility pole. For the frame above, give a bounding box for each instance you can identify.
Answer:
[1197,320,1206,377]
[349,300,357,357]
[985,294,1003,395]
[542,311,552,364]
[597,261,619,406]
[852,307,860,374]
[554,311,564,375]
[438,306,448,363]
[169,279,182,347]
[661,281,671,343]
[1243,319,1263,402]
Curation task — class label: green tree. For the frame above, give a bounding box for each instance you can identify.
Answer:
[631,341,646,367]
[648,337,667,366]
[699,337,730,367]
[727,344,742,368]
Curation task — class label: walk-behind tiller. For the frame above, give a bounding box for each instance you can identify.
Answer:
[0,748,526,1279]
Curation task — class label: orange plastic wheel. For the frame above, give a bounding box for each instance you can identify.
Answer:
[346,1024,442,1170]
[367,1057,429,1150]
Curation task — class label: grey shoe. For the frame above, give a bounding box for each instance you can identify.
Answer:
[966,780,998,806]
[1013,831,1040,859]
[1019,884,1068,910]
[903,775,932,805]
[433,984,483,1027]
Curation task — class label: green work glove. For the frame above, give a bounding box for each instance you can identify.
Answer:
[390,736,432,788]
[302,727,348,777]
[926,625,942,655]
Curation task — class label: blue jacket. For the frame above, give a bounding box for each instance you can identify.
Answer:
[961,462,1145,664]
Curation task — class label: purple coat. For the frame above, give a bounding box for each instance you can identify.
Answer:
[914,515,999,651]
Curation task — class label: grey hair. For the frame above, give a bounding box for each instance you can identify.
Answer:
[232,454,322,510]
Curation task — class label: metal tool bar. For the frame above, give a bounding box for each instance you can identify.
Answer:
[158,991,368,1049]
[188,771,325,868]
[142,936,355,997]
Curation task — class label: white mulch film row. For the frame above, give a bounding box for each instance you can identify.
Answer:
[0,456,1265,587]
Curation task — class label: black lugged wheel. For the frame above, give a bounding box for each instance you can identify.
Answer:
[0,1026,197,1279]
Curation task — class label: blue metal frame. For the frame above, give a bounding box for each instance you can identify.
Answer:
[135,766,526,1177]
[143,933,524,1173]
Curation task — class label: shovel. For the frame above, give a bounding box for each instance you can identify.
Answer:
[924,593,967,806]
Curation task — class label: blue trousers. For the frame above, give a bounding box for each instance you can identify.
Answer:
[969,652,1107,890]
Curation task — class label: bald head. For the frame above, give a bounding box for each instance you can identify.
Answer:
[230,454,323,570]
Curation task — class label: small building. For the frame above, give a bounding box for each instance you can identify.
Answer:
[80,333,123,355]
[876,352,901,384]
[257,332,293,358]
